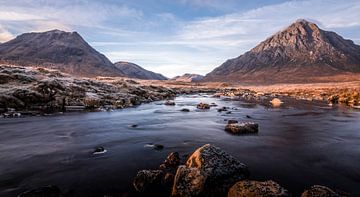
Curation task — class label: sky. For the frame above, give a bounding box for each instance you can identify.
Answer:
[0,0,359,78]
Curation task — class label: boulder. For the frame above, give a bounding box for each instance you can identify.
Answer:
[228,120,238,124]
[301,185,340,197]
[225,122,259,134]
[181,108,190,112]
[228,180,289,197]
[133,170,164,193]
[160,152,181,169]
[197,102,210,109]
[18,185,61,197]
[172,144,249,197]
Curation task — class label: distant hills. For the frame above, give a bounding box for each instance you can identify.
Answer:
[203,19,360,84]
[114,61,167,80]
[0,30,165,80]
[171,73,204,82]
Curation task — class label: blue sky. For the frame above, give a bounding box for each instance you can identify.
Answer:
[0,0,359,77]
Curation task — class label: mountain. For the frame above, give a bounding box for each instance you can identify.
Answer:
[171,73,204,82]
[0,30,125,77]
[114,61,167,80]
[203,19,360,84]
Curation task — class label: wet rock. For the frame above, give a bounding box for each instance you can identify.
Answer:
[18,185,61,197]
[218,106,228,112]
[161,152,181,169]
[228,180,289,197]
[301,185,340,197]
[180,108,190,112]
[225,122,259,134]
[228,120,238,124]
[154,144,164,150]
[172,144,249,197]
[246,115,252,119]
[226,111,232,114]
[197,102,210,109]
[164,100,176,106]
[93,146,106,154]
[209,103,218,107]
[133,170,164,193]
[130,124,138,128]
[270,98,283,107]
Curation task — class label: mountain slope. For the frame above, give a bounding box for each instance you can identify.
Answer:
[114,61,167,80]
[171,73,204,82]
[203,19,360,84]
[0,30,125,77]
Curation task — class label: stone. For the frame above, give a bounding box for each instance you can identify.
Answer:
[165,100,176,106]
[228,180,290,197]
[172,144,249,197]
[180,108,190,112]
[133,170,164,192]
[163,152,181,168]
[93,146,106,154]
[301,185,340,197]
[154,144,164,150]
[18,185,61,197]
[225,122,259,134]
[228,120,238,124]
[270,98,283,107]
[197,102,210,109]
[217,106,228,112]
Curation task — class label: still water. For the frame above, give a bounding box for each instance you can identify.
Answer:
[0,94,359,196]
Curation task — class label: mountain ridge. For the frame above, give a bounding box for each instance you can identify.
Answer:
[203,19,360,84]
[0,29,126,77]
[114,61,168,80]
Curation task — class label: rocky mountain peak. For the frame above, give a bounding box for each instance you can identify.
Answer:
[203,19,360,84]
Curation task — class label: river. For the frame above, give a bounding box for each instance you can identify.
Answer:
[0,94,359,196]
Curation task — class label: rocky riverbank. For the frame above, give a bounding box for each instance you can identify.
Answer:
[0,64,180,117]
[213,86,360,109]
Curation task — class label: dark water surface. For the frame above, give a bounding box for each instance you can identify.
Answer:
[0,94,360,196]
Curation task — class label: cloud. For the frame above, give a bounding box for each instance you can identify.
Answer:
[0,0,144,40]
[0,25,14,42]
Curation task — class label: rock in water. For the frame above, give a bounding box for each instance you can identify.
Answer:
[228,180,289,197]
[180,108,190,112]
[133,170,164,193]
[165,100,176,106]
[18,185,61,197]
[172,144,249,197]
[270,98,283,107]
[225,122,259,134]
[197,102,210,109]
[301,185,340,197]
[93,146,107,154]
[161,152,181,168]
[227,120,238,124]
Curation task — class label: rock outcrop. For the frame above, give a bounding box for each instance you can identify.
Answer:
[228,180,289,197]
[172,144,249,197]
[203,19,360,84]
[0,65,175,114]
